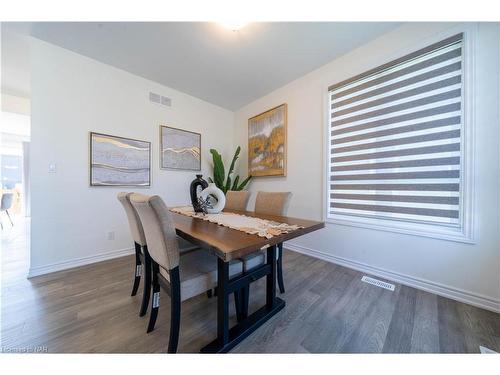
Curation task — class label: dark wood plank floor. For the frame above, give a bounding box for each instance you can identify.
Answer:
[2,218,499,353]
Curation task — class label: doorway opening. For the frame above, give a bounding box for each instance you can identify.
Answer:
[1,106,31,281]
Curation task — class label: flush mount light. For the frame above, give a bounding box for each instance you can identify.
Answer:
[218,21,248,31]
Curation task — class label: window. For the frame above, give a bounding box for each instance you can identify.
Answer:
[327,33,473,241]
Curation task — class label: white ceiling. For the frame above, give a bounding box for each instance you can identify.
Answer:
[2,22,400,110]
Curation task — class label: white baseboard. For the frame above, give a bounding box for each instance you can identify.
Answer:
[27,247,135,278]
[27,244,199,278]
[285,241,500,313]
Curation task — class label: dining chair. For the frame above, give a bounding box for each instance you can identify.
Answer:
[118,192,199,317]
[237,191,292,321]
[130,193,243,353]
[0,193,14,230]
[117,192,152,317]
[224,190,251,212]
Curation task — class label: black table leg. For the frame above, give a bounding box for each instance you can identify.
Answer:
[266,245,277,309]
[200,245,285,353]
[217,258,229,346]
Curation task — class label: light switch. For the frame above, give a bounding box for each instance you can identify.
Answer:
[48,163,57,173]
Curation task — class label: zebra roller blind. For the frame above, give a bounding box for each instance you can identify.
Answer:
[328,33,463,226]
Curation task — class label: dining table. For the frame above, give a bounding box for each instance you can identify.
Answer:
[171,209,325,353]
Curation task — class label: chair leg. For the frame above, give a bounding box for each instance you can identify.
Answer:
[139,246,152,317]
[277,242,285,294]
[240,285,249,320]
[131,242,142,297]
[6,210,13,226]
[168,266,181,354]
[147,262,161,333]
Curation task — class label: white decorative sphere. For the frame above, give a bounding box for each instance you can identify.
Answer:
[199,183,226,214]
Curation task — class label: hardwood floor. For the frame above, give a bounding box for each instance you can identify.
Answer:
[1,219,499,353]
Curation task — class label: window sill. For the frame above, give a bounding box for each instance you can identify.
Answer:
[326,214,475,244]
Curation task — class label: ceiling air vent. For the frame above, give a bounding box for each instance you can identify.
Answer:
[160,96,172,107]
[149,92,172,107]
[149,92,161,104]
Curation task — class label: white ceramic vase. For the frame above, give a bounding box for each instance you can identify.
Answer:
[199,183,226,214]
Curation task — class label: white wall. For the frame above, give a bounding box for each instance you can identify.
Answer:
[28,24,500,311]
[234,23,500,311]
[1,93,31,115]
[29,39,234,276]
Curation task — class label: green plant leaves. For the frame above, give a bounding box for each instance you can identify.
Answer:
[226,146,240,181]
[224,176,231,194]
[209,149,225,190]
[209,146,251,194]
[231,175,240,190]
[237,175,252,190]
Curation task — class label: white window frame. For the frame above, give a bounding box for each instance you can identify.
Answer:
[323,25,476,244]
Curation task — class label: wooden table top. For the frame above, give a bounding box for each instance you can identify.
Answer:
[172,209,325,261]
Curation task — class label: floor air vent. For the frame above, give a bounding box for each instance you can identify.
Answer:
[479,346,498,354]
[361,276,395,291]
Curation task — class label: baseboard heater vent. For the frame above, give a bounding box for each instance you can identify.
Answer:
[361,276,395,291]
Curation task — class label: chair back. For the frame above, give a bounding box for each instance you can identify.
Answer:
[224,190,250,212]
[1,193,14,211]
[130,193,180,271]
[254,191,292,217]
[117,192,147,246]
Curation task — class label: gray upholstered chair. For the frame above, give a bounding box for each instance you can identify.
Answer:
[118,192,197,317]
[130,193,243,353]
[224,190,251,212]
[1,193,14,230]
[117,192,152,317]
[238,191,292,320]
[251,191,292,292]
[254,191,292,218]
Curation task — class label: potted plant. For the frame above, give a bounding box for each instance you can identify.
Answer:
[208,146,251,194]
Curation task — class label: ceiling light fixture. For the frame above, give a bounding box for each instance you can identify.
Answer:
[218,21,248,31]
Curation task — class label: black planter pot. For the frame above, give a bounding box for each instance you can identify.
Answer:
[190,174,208,212]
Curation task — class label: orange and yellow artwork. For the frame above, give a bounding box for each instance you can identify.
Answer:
[248,104,287,177]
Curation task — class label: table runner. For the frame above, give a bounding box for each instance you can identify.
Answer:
[170,206,302,239]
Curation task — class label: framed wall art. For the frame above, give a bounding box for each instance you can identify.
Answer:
[248,103,287,177]
[160,125,201,171]
[89,132,151,186]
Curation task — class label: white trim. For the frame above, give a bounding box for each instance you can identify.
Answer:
[323,24,477,244]
[26,244,199,278]
[459,23,477,244]
[27,247,135,278]
[285,241,500,313]
[327,213,470,243]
